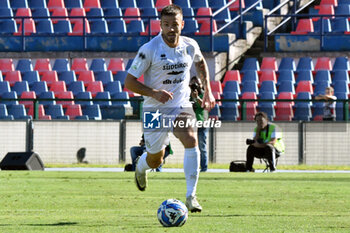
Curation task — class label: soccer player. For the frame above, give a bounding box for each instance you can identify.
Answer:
[124,4,215,212]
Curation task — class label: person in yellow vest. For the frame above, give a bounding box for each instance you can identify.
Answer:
[246,112,285,172]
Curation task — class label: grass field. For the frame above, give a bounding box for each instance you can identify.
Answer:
[0,171,350,233]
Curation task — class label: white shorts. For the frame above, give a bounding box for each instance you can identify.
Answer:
[143,104,195,154]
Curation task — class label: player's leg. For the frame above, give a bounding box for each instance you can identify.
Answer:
[173,113,202,213]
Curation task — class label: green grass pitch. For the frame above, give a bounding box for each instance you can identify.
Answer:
[0,171,349,232]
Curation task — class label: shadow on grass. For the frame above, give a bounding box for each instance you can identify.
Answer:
[26,222,78,226]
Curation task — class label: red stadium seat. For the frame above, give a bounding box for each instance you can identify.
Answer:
[34,59,52,75]
[108,58,125,74]
[315,0,337,9]
[51,7,69,23]
[210,80,222,94]
[313,115,323,121]
[313,4,335,21]
[212,91,221,106]
[124,8,141,24]
[87,81,104,97]
[195,19,217,35]
[222,70,241,88]
[41,71,59,87]
[291,19,314,34]
[71,58,88,72]
[48,0,65,9]
[56,91,74,107]
[155,0,172,11]
[14,19,36,35]
[68,19,90,35]
[260,57,278,71]
[50,80,67,96]
[0,59,14,75]
[20,91,36,108]
[77,70,95,87]
[228,0,245,11]
[196,7,212,24]
[296,81,313,94]
[314,57,332,71]
[277,92,294,107]
[84,0,101,9]
[65,104,83,119]
[140,20,161,36]
[5,71,22,86]
[15,8,32,24]
[28,104,51,120]
[69,8,86,24]
[259,70,277,84]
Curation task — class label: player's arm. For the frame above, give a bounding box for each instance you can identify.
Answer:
[194,58,215,110]
[125,74,173,104]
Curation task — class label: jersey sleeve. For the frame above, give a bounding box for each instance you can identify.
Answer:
[127,45,152,78]
[192,40,203,63]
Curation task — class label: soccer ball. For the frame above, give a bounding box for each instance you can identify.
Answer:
[157,199,188,227]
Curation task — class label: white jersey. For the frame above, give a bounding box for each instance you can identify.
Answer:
[128,33,203,109]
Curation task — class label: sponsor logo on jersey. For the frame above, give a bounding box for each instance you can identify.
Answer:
[160,54,167,60]
[167,71,184,75]
[162,78,184,84]
[162,62,188,70]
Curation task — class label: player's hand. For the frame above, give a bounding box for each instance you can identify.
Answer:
[201,91,216,111]
[153,89,173,104]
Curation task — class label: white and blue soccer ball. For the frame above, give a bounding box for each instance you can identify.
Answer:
[157,199,188,227]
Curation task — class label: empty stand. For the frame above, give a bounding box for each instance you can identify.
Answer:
[58,71,77,86]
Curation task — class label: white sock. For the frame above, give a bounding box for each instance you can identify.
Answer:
[136,152,151,173]
[183,147,200,198]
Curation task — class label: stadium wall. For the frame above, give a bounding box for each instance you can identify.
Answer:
[1,121,349,166]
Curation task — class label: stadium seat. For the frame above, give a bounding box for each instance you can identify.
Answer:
[335,4,350,18]
[332,17,350,33]
[210,80,222,94]
[291,19,314,34]
[86,81,103,97]
[335,92,348,120]
[295,92,313,107]
[333,80,349,94]
[49,80,67,96]
[241,70,259,83]
[30,81,48,96]
[195,19,217,35]
[29,0,47,9]
[71,58,88,73]
[220,105,239,121]
[90,19,108,34]
[293,105,312,121]
[259,81,277,95]
[295,81,313,94]
[140,19,161,35]
[119,0,136,8]
[90,58,106,72]
[86,7,104,21]
[277,70,295,85]
[0,81,11,97]
[222,70,241,87]
[48,0,65,9]
[22,71,40,86]
[45,104,69,119]
[104,8,123,21]
[314,70,331,84]
[53,58,70,72]
[228,0,245,11]
[38,91,56,106]
[77,70,95,86]
[68,19,90,35]
[213,6,231,23]
[41,71,59,87]
[95,71,113,86]
[155,0,171,11]
[258,92,275,109]
[34,59,52,75]
[315,0,337,8]
[53,20,72,34]
[141,7,158,19]
[67,80,85,96]
[19,91,36,108]
[27,104,51,120]
[14,8,31,24]
[101,0,118,8]
[65,104,83,119]
[313,18,331,33]
[275,105,293,121]
[332,70,349,84]
[182,19,198,34]
[113,71,128,86]
[182,7,195,20]
[173,0,190,8]
[124,7,141,24]
[314,81,330,96]
[296,70,314,84]
[0,1,10,9]
[64,0,83,8]
[58,71,76,86]
[107,19,126,34]
[259,70,277,83]
[5,71,22,86]
[333,56,349,71]
[50,7,69,23]
[241,57,259,72]
[277,92,294,108]
[223,80,240,94]
[32,8,50,18]
[260,57,278,71]
[209,103,221,119]
[241,81,259,94]
[94,91,111,106]
[126,19,144,34]
[296,57,314,71]
[315,57,332,71]
[7,104,32,119]
[191,0,209,8]
[0,104,14,120]
[278,81,295,94]
[108,58,125,74]
[0,19,17,34]
[196,7,212,24]
[16,59,33,72]
[12,81,29,96]
[104,81,122,95]
[82,104,101,120]
[69,8,86,24]
[75,91,93,106]
[1,91,18,106]
[111,91,130,108]
[314,4,335,21]
[221,91,239,108]
[0,59,15,75]
[278,57,296,71]
[83,0,101,9]
[56,91,74,107]
[0,8,13,18]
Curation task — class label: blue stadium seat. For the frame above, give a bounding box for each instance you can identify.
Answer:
[313,18,331,33]
[335,92,348,121]
[111,91,130,107]
[86,8,104,21]
[67,81,85,96]
[333,56,349,71]
[182,7,195,20]
[94,91,112,106]
[90,19,108,34]
[209,0,226,8]
[108,19,127,34]
[214,8,231,23]
[173,0,190,8]
[45,104,69,119]
[29,0,47,9]
[126,20,144,34]
[82,104,102,120]
[221,91,239,108]
[35,19,54,34]
[314,81,330,96]
[0,19,17,34]
[0,81,11,96]
[119,0,137,8]
[259,81,277,95]
[314,70,331,84]
[58,71,77,86]
[22,71,40,86]
[278,81,295,94]
[113,71,128,86]
[95,71,113,85]
[30,81,48,96]
[53,59,70,72]
[258,105,275,121]
[104,8,123,21]
[241,70,258,83]
[90,58,107,72]
[141,7,158,19]
[209,103,221,119]
[295,92,312,107]
[0,1,10,8]
[223,80,240,94]
[278,57,296,71]
[16,59,33,72]
[7,104,32,119]
[332,70,349,84]
[277,70,295,85]
[136,0,154,8]
[191,0,209,8]
[241,81,259,94]
[182,19,198,34]
[334,80,350,94]
[1,91,18,106]
[12,81,29,96]
[10,0,28,9]
[335,4,350,16]
[241,58,260,72]
[312,101,324,119]
[64,0,82,8]
[53,20,72,34]
[331,17,349,33]
[38,91,55,106]
[258,92,275,106]
[100,0,119,8]
[0,104,14,120]
[296,57,314,71]
[75,91,93,106]
[220,105,239,121]
[293,105,312,121]
[125,59,133,70]
[0,8,13,17]
[32,8,50,18]
[296,70,314,84]
[104,81,122,95]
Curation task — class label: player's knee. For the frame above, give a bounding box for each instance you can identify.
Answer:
[148,157,163,169]
[183,134,197,148]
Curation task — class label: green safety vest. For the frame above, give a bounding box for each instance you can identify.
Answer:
[254,123,285,153]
